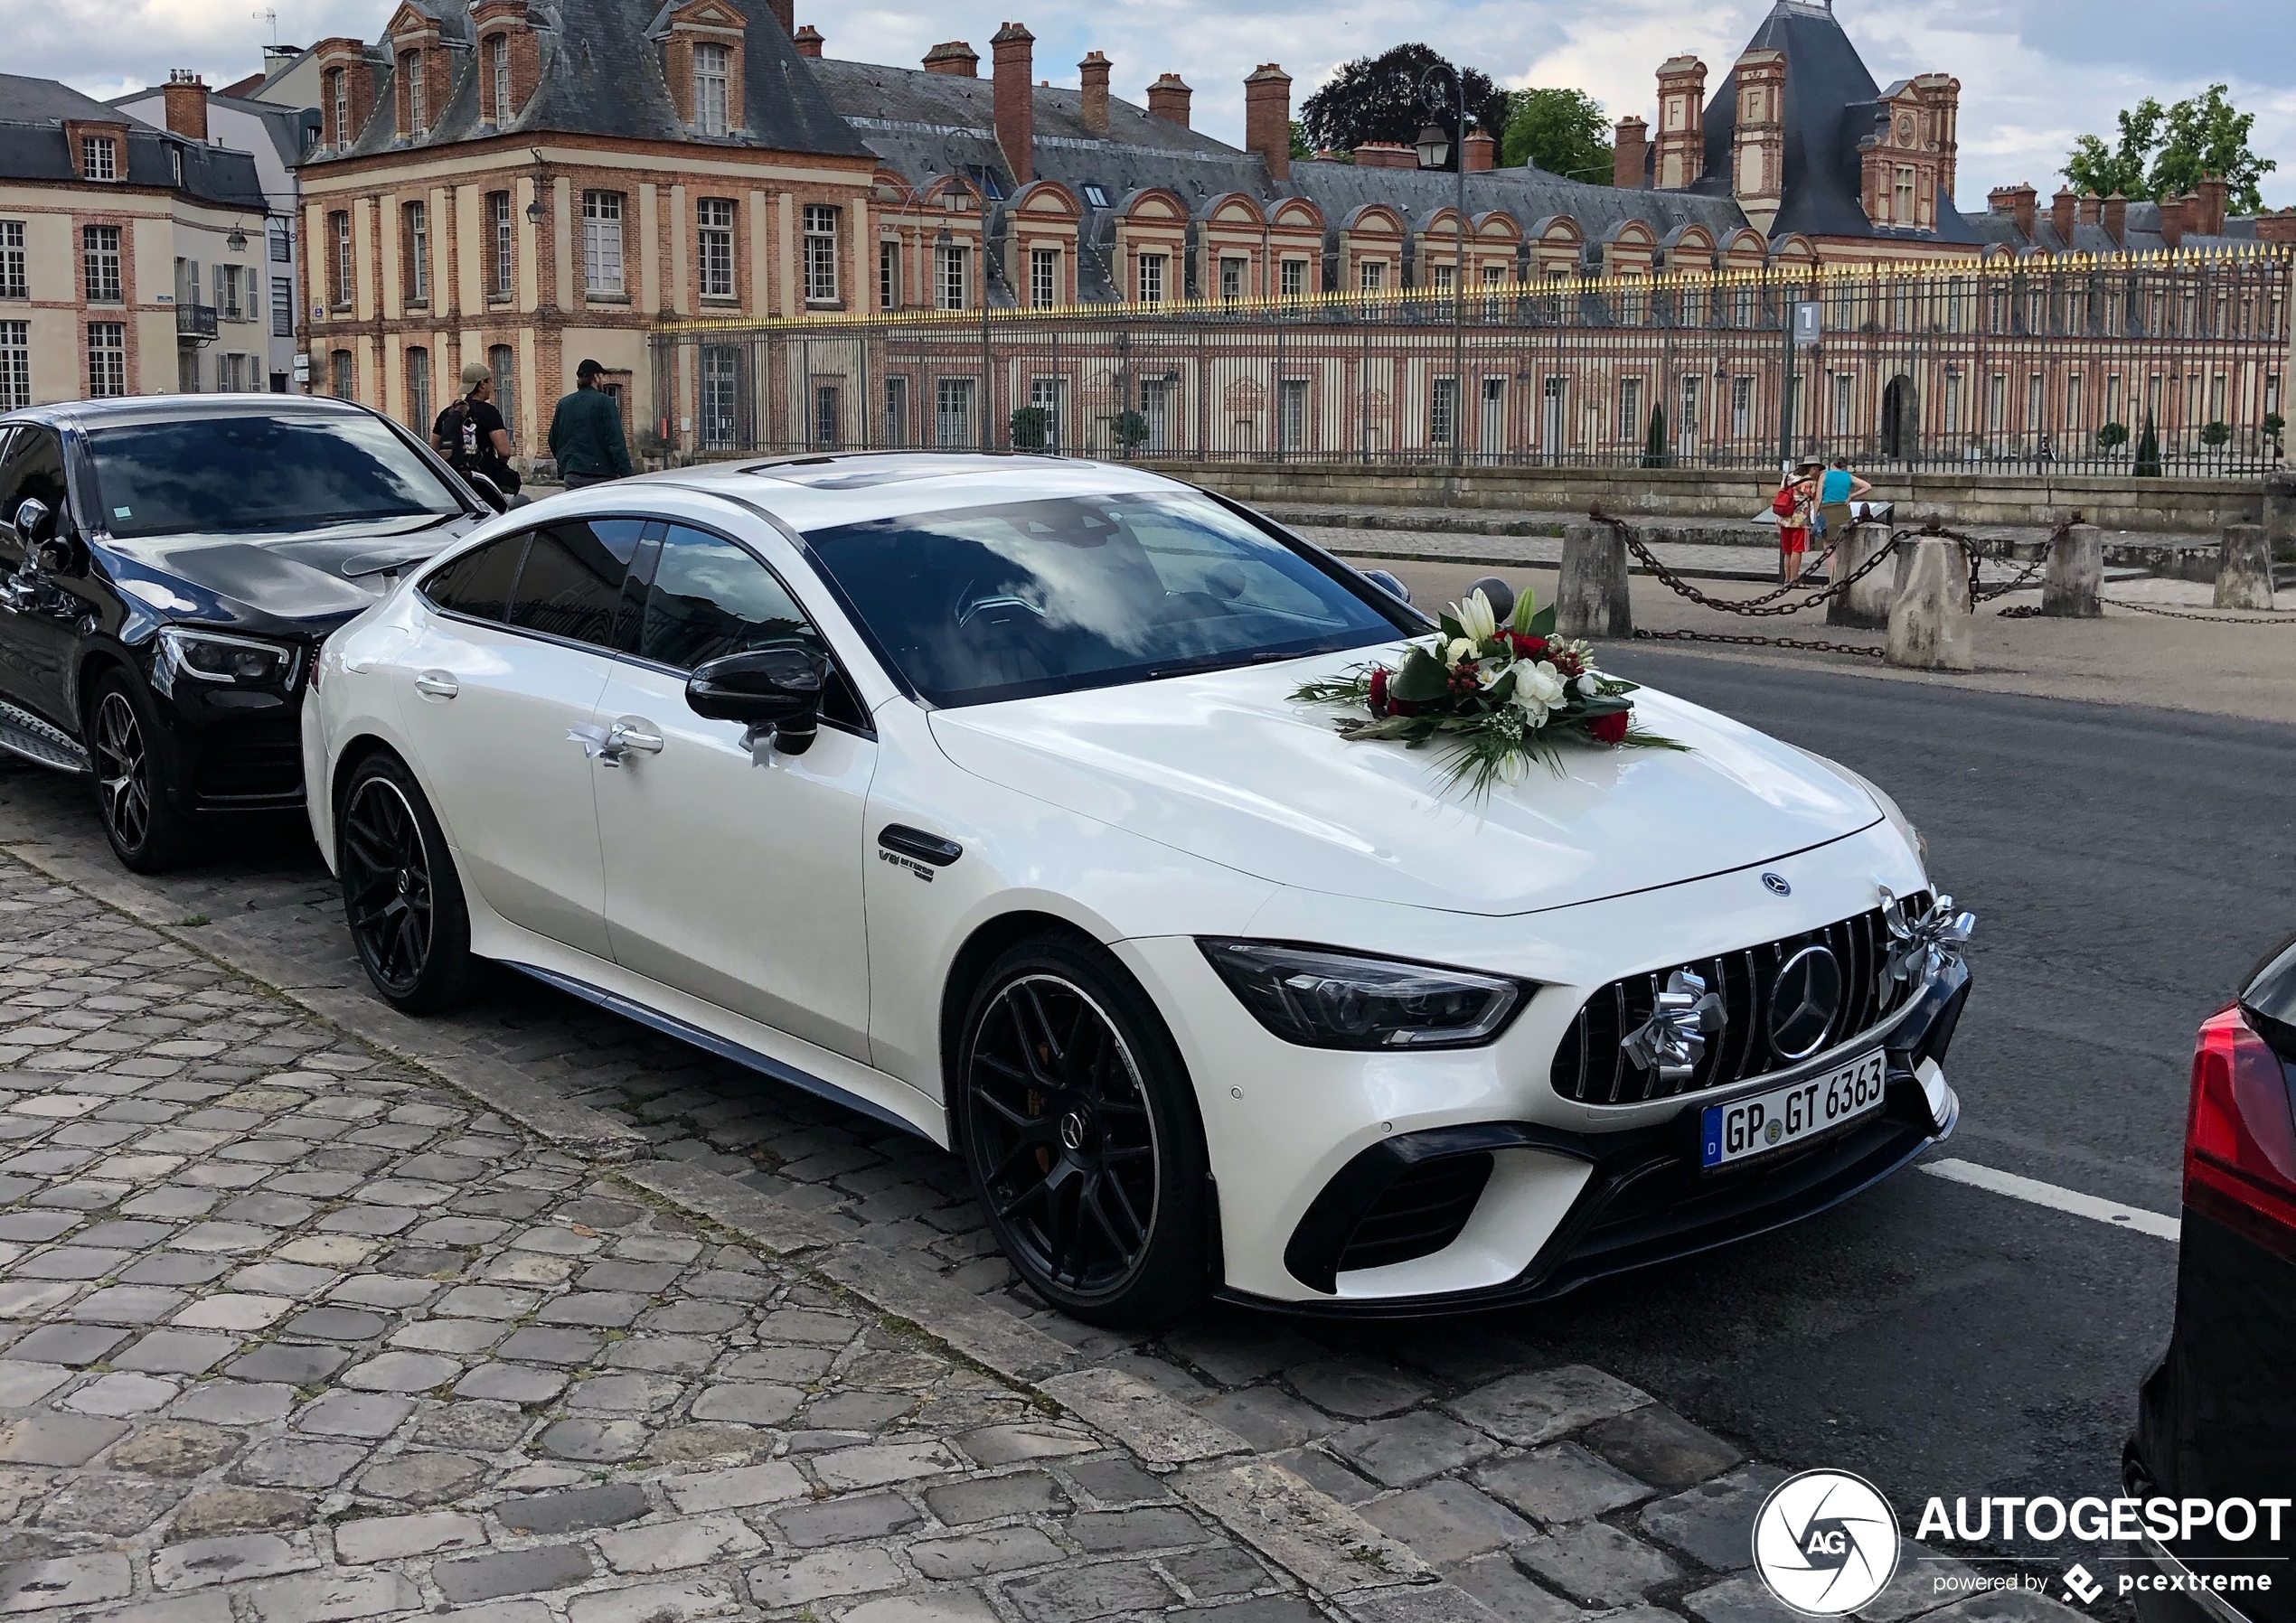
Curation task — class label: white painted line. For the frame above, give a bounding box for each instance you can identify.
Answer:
[1920,1158,2182,1242]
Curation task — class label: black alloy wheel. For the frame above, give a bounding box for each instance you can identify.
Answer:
[337,754,478,1013]
[959,939,1209,1326]
[89,675,190,874]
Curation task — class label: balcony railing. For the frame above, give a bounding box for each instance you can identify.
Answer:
[175,303,217,341]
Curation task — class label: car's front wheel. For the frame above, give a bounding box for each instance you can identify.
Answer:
[337,752,478,1014]
[88,672,193,874]
[957,936,1211,1327]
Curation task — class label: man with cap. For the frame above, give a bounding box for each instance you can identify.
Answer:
[548,358,634,489]
[433,361,516,494]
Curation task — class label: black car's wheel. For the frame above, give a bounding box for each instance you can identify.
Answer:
[957,936,1210,1327]
[88,673,192,874]
[337,753,478,1013]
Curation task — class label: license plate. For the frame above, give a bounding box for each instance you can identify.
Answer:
[1701,1050,1888,1168]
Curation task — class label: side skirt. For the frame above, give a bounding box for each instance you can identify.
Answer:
[0,699,90,774]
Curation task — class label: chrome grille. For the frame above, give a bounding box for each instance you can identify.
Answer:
[1548,894,1931,1105]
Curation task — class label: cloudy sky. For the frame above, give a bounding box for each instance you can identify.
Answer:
[27,0,2296,209]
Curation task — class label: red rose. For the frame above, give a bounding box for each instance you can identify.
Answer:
[1589,709,1631,744]
[1503,632,1548,659]
[1391,698,1421,717]
[1368,666,1390,716]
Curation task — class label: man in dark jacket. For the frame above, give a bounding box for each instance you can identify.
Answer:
[548,358,634,488]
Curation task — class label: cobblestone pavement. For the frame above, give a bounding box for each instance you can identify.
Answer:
[0,770,2069,1623]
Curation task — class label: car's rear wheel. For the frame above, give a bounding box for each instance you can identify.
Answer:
[338,753,478,1013]
[957,936,1210,1327]
[89,673,192,874]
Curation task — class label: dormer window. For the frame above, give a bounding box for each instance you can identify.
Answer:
[82,136,116,182]
[1081,183,1109,209]
[694,42,729,136]
[332,70,350,145]
[404,50,427,136]
[491,36,510,125]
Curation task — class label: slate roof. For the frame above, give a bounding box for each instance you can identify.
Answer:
[0,74,267,211]
[306,0,870,164]
[1965,202,2261,257]
[1689,0,1981,245]
[108,86,322,170]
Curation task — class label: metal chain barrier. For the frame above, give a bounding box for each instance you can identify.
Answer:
[1587,507,1904,618]
[2095,595,2296,624]
[1633,628,1887,660]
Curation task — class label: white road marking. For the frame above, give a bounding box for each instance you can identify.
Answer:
[1920,1158,2182,1242]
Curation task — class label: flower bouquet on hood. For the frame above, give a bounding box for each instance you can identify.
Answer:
[1291,585,1686,794]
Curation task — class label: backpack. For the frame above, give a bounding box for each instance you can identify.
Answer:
[434,399,475,469]
[1771,485,1799,520]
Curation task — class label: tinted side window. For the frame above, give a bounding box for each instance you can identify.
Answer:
[420,534,527,624]
[637,525,821,671]
[0,430,68,541]
[508,519,645,649]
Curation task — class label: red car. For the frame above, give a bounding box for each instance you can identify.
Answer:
[2126,933,2296,1623]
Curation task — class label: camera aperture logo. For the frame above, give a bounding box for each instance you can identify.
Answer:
[1753,1470,1903,1616]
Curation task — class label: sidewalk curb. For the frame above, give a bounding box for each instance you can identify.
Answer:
[5,837,1429,1618]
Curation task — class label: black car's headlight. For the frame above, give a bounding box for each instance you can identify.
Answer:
[157,627,298,687]
[1198,940,1527,1050]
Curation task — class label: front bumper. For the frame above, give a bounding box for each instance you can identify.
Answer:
[146,644,315,812]
[1216,959,1966,1317]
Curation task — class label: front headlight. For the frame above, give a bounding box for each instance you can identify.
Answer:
[157,627,299,687]
[1198,940,1527,1050]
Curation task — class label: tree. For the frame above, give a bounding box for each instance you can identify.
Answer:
[1009,405,1050,451]
[1289,120,1313,161]
[1642,402,1667,469]
[1501,88,1614,183]
[2063,85,2276,213]
[1298,45,1509,170]
[2134,412,2161,477]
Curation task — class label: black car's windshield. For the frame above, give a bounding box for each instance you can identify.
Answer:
[805,491,1411,707]
[83,414,465,539]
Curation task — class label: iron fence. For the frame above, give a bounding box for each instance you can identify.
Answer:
[646,248,2293,477]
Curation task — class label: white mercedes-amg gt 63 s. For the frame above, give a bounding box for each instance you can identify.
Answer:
[303,454,1971,1326]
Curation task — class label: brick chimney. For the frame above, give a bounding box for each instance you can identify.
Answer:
[2103,192,2127,245]
[1613,116,1648,189]
[163,70,208,142]
[1146,72,1190,127]
[2078,192,2103,229]
[2256,209,2296,246]
[1988,183,2036,239]
[2196,174,2228,237]
[1353,142,1416,170]
[1078,51,1110,136]
[792,24,823,57]
[1463,128,1495,173]
[923,40,978,76]
[1244,63,1291,183]
[1652,55,1706,188]
[2159,192,2188,249]
[763,0,791,37]
[992,23,1034,185]
[2050,185,2075,243]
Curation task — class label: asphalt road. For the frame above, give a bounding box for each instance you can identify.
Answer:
[1449,641,2296,1578]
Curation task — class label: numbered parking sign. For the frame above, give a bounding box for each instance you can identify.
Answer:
[1793,300,1823,345]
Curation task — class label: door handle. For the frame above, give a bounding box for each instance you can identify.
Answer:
[413,670,458,699]
[571,717,663,768]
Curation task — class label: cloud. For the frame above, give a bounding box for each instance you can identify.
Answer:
[24,0,2291,208]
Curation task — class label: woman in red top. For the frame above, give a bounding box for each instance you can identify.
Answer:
[1776,458,1821,583]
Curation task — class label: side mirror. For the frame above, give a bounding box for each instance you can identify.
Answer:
[1363,568,1411,605]
[464,471,510,514]
[12,499,53,546]
[686,645,825,755]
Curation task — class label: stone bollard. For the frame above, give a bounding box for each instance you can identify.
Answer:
[1557,521,1632,639]
[1825,522,1895,630]
[2215,523,2274,610]
[1887,537,1975,670]
[2041,523,2103,617]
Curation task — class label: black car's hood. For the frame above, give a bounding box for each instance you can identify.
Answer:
[95,514,479,633]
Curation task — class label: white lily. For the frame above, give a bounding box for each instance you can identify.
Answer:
[1446,636,1479,668]
[1454,589,1499,644]
[1574,672,1603,699]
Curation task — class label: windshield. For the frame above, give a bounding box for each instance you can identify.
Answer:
[805,491,1411,707]
[84,414,465,539]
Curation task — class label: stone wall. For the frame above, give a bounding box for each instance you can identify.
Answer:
[1162,462,2268,534]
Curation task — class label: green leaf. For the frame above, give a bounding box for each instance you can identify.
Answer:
[1436,614,1465,642]
[1529,604,1557,637]
[1389,647,1452,703]
[1510,586,1540,635]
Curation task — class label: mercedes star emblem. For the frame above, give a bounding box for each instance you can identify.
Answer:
[1770,943,1845,1060]
[1763,872,1793,896]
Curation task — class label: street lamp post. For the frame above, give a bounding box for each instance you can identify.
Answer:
[1415,66,1468,474]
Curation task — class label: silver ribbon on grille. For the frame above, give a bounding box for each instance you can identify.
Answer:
[1880,887,1976,983]
[1621,969,1727,1082]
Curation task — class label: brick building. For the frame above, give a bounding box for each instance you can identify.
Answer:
[0,74,269,406]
